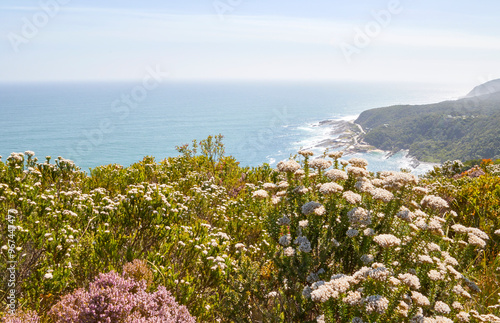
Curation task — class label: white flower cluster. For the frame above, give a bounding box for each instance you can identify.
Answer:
[370,187,394,203]
[355,177,374,193]
[412,186,429,195]
[468,233,486,248]
[343,191,362,204]
[380,171,418,190]
[319,182,343,195]
[276,160,301,173]
[373,234,401,248]
[276,181,288,189]
[346,228,359,238]
[309,158,332,170]
[294,185,309,195]
[347,166,369,177]
[427,269,443,281]
[347,207,372,228]
[252,189,268,199]
[209,256,227,270]
[263,183,277,191]
[348,158,368,168]
[451,224,489,248]
[302,201,326,216]
[234,243,246,250]
[363,295,389,314]
[8,152,24,162]
[434,301,451,314]
[309,274,353,302]
[279,234,292,246]
[397,206,415,222]
[343,290,362,305]
[298,150,314,157]
[327,151,343,159]
[283,247,295,257]
[411,291,430,306]
[421,194,449,210]
[294,235,312,253]
[299,220,309,228]
[325,169,348,181]
[398,273,421,290]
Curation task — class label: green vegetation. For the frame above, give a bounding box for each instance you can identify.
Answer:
[1,139,500,322]
[355,90,500,163]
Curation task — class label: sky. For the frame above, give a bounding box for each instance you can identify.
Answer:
[1,0,499,86]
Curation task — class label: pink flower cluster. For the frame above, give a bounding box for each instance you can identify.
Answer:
[48,271,195,323]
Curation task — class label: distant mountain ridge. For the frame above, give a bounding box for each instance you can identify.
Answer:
[466,78,500,97]
[354,80,500,163]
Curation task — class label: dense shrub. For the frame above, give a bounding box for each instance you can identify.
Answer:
[1,141,499,322]
[48,269,195,322]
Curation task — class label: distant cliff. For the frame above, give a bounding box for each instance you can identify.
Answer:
[466,79,500,97]
[355,80,500,163]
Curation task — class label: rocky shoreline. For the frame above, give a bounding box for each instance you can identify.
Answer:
[311,118,423,169]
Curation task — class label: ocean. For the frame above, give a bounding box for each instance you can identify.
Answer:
[0,81,466,174]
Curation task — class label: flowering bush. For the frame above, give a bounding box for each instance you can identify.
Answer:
[1,142,499,322]
[48,268,195,322]
[250,153,500,322]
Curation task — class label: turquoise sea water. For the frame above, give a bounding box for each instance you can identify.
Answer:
[0,81,466,173]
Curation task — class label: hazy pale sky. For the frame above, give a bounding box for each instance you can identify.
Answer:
[1,0,499,85]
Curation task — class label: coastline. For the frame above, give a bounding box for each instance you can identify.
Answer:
[307,117,434,171]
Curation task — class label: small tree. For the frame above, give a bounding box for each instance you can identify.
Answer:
[199,134,225,173]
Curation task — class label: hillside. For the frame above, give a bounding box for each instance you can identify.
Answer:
[467,78,500,97]
[355,81,500,163]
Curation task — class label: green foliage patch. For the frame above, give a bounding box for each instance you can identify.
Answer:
[1,140,499,322]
